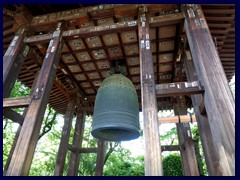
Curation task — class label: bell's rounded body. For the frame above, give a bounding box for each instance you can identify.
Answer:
[91,74,140,141]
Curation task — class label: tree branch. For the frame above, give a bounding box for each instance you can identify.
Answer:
[103,142,119,165]
[38,111,58,140]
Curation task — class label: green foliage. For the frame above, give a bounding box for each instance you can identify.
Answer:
[163,153,183,176]
[103,146,144,176]
[9,80,30,98]
[9,80,30,114]
[191,125,208,176]
[160,127,178,144]
[29,119,64,176]
[78,153,97,176]
[3,81,30,171]
[3,121,19,171]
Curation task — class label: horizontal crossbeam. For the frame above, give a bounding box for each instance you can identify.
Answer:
[3,97,31,108]
[30,4,177,30]
[156,81,204,97]
[25,13,183,45]
[67,144,98,153]
[161,145,180,151]
[159,115,196,124]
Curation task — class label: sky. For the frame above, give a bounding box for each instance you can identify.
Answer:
[121,111,178,157]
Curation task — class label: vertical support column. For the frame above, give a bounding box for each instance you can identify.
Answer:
[95,140,106,176]
[6,21,66,176]
[138,6,163,176]
[4,71,39,175]
[184,4,235,175]
[184,50,222,175]
[54,89,78,176]
[67,107,86,176]
[174,97,199,176]
[3,28,30,98]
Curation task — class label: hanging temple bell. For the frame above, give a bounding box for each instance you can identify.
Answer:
[91,74,140,142]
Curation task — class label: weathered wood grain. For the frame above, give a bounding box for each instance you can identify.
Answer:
[156,81,204,97]
[3,28,29,98]
[159,115,196,124]
[138,6,163,176]
[174,98,199,176]
[54,89,78,176]
[95,140,106,176]
[3,97,31,108]
[6,21,65,176]
[25,13,183,45]
[184,50,220,175]
[67,108,86,176]
[184,4,235,175]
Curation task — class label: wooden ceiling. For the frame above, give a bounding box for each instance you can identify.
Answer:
[3,4,235,115]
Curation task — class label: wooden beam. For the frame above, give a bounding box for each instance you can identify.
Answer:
[3,97,31,108]
[114,4,177,18]
[28,47,71,100]
[184,5,235,175]
[95,140,107,176]
[3,109,24,125]
[67,108,86,176]
[161,145,180,152]
[156,81,204,97]
[174,98,199,176]
[3,71,39,175]
[184,50,221,175]
[198,98,206,115]
[138,6,163,176]
[25,13,183,45]
[6,21,65,176]
[67,146,98,153]
[54,89,78,176]
[3,28,30,98]
[30,5,119,30]
[30,4,178,31]
[159,115,196,124]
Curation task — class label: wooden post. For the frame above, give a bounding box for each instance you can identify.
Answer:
[3,28,30,98]
[184,49,223,175]
[6,21,65,176]
[184,4,235,175]
[174,97,199,176]
[67,107,86,176]
[54,89,78,176]
[3,71,39,175]
[95,140,106,176]
[138,6,163,176]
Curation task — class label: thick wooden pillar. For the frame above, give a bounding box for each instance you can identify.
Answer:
[184,50,219,175]
[174,97,199,176]
[95,140,106,176]
[184,4,235,175]
[54,89,78,176]
[67,107,86,176]
[3,28,30,98]
[6,21,65,176]
[138,6,163,176]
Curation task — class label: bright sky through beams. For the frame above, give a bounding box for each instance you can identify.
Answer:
[121,111,177,157]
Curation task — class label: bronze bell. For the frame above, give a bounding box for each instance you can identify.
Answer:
[91,74,140,141]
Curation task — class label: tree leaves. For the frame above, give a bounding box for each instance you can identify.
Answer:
[162,153,183,176]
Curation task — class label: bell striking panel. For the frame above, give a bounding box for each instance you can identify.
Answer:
[91,74,140,141]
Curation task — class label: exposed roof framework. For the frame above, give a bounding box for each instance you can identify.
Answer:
[3,4,235,114]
